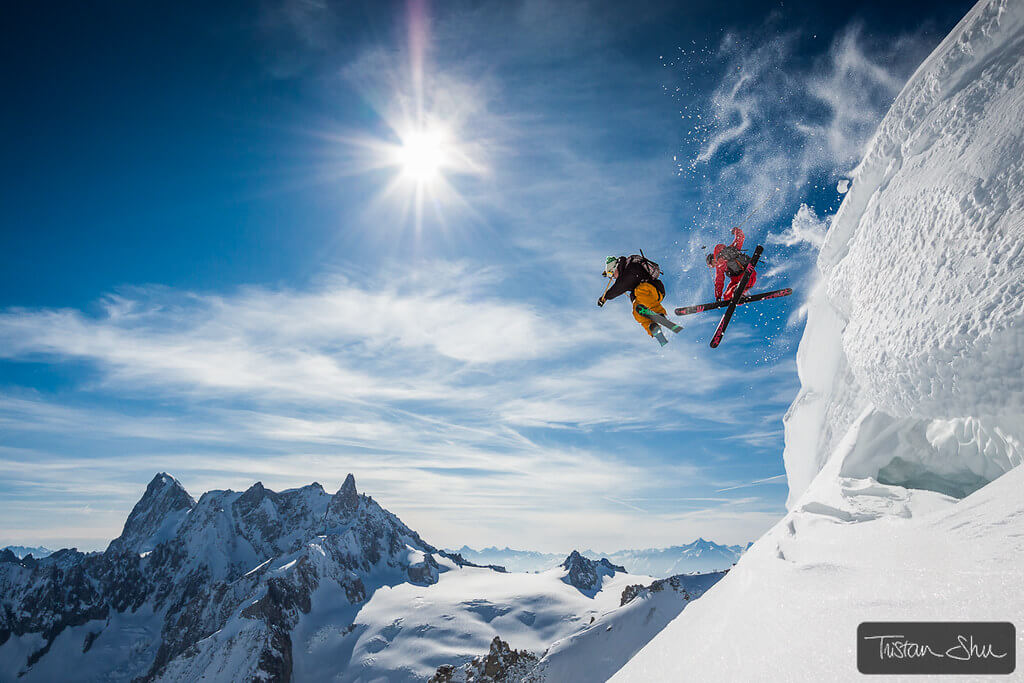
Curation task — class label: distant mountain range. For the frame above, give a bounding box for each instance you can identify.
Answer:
[450,538,750,577]
[0,473,724,682]
[0,546,53,560]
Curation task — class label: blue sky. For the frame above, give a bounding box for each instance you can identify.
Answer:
[0,0,972,552]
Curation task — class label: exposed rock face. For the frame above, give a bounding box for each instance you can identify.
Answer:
[327,473,359,518]
[560,550,626,592]
[620,570,728,607]
[0,472,453,682]
[429,636,540,683]
[407,551,441,585]
[438,550,508,573]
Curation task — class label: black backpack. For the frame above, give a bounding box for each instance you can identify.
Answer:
[717,246,750,277]
[625,253,662,281]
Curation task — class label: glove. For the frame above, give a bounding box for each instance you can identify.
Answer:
[731,226,742,237]
[597,296,606,308]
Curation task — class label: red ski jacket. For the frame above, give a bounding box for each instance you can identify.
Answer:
[711,228,746,300]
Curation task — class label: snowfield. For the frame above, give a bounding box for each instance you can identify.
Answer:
[291,559,653,682]
[615,0,1024,679]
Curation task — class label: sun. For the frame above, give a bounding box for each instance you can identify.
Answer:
[357,119,470,235]
[340,114,479,237]
[327,1,489,238]
[396,128,448,184]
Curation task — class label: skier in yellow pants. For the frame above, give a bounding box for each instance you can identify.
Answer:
[598,254,669,341]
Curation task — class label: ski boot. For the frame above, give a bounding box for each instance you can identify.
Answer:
[651,325,668,347]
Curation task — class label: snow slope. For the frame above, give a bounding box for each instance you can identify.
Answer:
[531,571,725,682]
[615,462,1024,680]
[615,0,1024,679]
[293,560,649,682]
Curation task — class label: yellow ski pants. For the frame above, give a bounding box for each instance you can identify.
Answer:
[631,283,667,336]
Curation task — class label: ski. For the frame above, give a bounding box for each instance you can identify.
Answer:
[710,245,763,348]
[675,288,792,316]
[637,307,683,333]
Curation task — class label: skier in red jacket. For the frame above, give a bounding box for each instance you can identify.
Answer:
[706,227,757,301]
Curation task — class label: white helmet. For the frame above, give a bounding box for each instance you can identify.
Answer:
[604,256,619,278]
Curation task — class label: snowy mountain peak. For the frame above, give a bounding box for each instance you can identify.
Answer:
[236,480,267,506]
[1,472,459,681]
[108,472,195,554]
[561,550,627,592]
[560,549,586,569]
[327,473,360,519]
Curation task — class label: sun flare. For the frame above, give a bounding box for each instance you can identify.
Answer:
[396,128,447,183]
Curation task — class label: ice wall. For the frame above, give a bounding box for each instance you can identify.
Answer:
[784,0,1024,505]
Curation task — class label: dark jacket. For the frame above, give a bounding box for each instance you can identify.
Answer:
[605,256,665,302]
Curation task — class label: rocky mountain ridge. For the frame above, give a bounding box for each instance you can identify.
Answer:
[0,472,473,681]
[0,473,660,682]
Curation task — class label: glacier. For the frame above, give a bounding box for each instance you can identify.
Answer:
[614,0,1024,678]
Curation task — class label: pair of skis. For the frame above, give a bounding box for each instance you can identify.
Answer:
[637,306,682,347]
[675,287,792,316]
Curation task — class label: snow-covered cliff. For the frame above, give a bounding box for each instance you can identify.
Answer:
[615,0,1024,678]
[783,0,1024,505]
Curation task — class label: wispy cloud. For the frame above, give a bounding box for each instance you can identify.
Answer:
[0,261,795,550]
[676,22,934,260]
[0,267,569,394]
